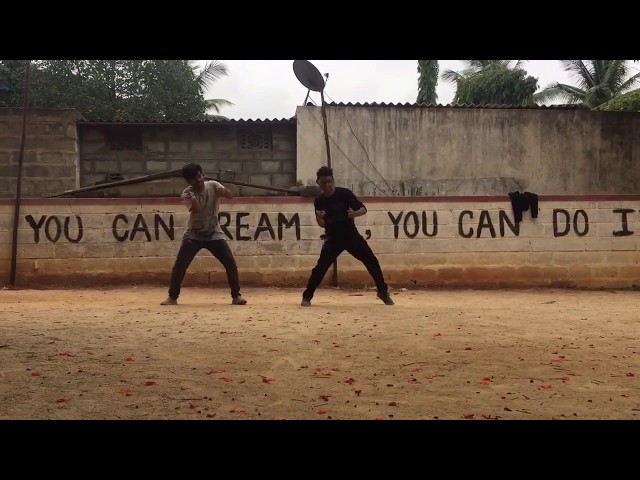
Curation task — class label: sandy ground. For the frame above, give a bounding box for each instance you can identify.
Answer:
[0,285,638,420]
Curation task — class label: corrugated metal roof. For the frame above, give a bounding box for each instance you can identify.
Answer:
[324,102,587,110]
[77,117,296,125]
[76,103,587,125]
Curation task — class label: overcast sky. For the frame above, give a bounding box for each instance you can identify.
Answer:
[195,60,579,120]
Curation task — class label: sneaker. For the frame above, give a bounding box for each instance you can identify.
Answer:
[301,299,312,307]
[232,296,247,305]
[161,296,178,306]
[377,292,394,305]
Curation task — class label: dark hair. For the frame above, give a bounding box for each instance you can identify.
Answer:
[182,163,203,181]
[316,166,333,179]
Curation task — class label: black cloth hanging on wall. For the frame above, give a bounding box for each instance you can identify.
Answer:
[508,191,539,223]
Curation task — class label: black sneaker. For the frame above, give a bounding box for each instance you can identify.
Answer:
[232,296,247,305]
[377,292,394,305]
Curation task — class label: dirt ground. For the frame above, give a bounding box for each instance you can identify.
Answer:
[0,285,638,420]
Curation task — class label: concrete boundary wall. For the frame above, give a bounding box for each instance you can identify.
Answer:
[1,195,639,289]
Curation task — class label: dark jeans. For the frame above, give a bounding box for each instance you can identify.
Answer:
[302,233,388,300]
[168,238,241,299]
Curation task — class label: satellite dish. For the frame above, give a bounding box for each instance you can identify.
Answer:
[293,60,325,92]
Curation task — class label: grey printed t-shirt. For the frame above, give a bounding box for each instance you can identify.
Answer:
[181,180,227,241]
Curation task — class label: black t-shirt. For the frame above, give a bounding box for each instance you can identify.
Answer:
[314,187,365,238]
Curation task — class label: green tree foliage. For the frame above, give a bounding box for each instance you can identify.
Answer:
[0,60,29,106]
[534,60,640,109]
[594,89,640,111]
[442,60,538,106]
[417,60,439,104]
[0,60,232,121]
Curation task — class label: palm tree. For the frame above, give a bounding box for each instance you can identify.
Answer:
[417,60,439,104]
[441,60,525,84]
[189,60,234,115]
[533,60,640,108]
[441,60,535,106]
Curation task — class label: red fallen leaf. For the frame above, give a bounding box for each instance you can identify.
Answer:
[207,369,227,374]
[354,390,362,396]
[116,387,132,396]
[482,377,491,381]
[374,416,385,420]
[464,347,472,351]
[220,377,233,383]
[433,333,442,337]
[319,395,330,401]
[463,413,474,419]
[31,371,41,376]
[144,381,156,386]
[206,413,217,418]
[540,384,553,389]
[626,372,634,377]
[344,378,355,384]
[261,376,276,384]
[59,352,76,357]
[480,380,491,385]
[125,357,134,362]
[56,397,69,403]
[318,409,328,415]
[561,376,571,382]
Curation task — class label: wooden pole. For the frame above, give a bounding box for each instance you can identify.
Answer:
[10,60,30,285]
[320,90,338,287]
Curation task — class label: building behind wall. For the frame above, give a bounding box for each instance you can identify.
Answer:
[77,118,298,197]
[0,108,82,198]
[0,108,298,198]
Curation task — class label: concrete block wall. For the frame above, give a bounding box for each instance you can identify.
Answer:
[78,122,297,197]
[296,105,640,196]
[0,108,82,198]
[1,195,639,289]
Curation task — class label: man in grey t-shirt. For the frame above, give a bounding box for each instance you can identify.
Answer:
[161,163,247,306]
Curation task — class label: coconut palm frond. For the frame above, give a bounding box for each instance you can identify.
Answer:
[559,60,594,89]
[204,98,234,114]
[195,61,229,91]
[441,68,463,83]
[617,71,640,93]
[600,60,624,86]
[534,83,586,104]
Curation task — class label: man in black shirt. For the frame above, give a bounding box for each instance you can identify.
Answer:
[301,166,394,307]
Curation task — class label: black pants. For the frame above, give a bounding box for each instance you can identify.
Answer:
[168,238,241,299]
[302,233,388,300]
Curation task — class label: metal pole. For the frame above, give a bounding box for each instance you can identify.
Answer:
[320,90,338,287]
[10,60,30,286]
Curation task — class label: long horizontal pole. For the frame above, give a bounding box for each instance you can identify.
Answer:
[47,169,299,197]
